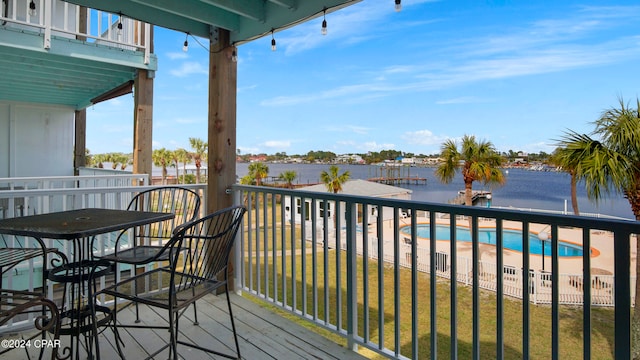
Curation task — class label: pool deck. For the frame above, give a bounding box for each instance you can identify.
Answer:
[386,215,620,276]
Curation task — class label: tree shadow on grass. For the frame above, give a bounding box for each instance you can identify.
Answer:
[400,331,523,359]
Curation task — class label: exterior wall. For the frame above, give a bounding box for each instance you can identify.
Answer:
[0,101,74,177]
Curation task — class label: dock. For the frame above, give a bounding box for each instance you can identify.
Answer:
[449,190,492,205]
[367,176,427,185]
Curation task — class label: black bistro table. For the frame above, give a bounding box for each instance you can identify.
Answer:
[0,208,174,359]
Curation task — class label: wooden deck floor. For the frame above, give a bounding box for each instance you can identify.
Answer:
[2,293,369,360]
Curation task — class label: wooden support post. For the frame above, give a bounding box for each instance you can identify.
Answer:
[73,8,87,176]
[207,28,237,212]
[132,69,154,179]
[132,26,154,181]
[73,110,86,175]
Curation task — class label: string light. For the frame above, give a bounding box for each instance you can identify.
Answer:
[29,0,36,16]
[182,33,189,52]
[271,30,276,51]
[117,14,123,39]
[395,0,402,12]
[321,9,327,35]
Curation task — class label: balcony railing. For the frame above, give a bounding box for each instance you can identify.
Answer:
[0,0,151,63]
[1,178,639,358]
[232,184,640,359]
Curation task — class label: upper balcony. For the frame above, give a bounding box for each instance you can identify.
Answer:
[1,176,639,359]
[0,0,155,108]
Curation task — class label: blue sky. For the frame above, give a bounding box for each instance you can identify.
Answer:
[86,0,640,157]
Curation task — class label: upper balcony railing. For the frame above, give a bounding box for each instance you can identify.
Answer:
[0,0,151,63]
[232,184,640,359]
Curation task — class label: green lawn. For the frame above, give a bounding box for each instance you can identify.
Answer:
[244,250,615,359]
[241,200,615,359]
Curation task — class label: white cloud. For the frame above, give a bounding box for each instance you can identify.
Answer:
[361,141,396,152]
[261,31,640,108]
[403,130,447,146]
[166,51,188,60]
[279,0,438,56]
[169,62,208,77]
[435,96,490,105]
[325,125,370,135]
[238,146,260,154]
[263,140,291,149]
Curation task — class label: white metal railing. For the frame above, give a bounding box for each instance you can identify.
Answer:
[0,0,151,63]
[0,174,150,218]
[233,184,640,360]
[0,183,207,293]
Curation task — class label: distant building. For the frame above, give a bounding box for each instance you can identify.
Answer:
[423,157,442,165]
[283,179,412,230]
[401,157,415,165]
[249,154,268,162]
[336,154,364,164]
[282,179,412,248]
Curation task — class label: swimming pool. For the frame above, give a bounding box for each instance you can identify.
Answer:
[400,224,584,257]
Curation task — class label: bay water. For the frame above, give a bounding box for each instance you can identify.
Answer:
[237,163,633,220]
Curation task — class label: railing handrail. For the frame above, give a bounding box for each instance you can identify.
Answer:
[232,184,637,233]
[232,183,640,360]
[0,184,205,199]
[0,174,149,183]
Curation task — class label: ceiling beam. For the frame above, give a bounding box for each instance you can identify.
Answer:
[268,0,297,10]
[128,0,241,31]
[200,0,266,22]
[91,80,134,104]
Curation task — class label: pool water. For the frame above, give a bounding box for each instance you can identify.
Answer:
[400,225,584,257]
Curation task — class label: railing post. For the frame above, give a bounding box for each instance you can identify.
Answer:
[614,230,631,360]
[533,271,538,305]
[144,23,151,64]
[345,200,358,352]
[232,189,243,294]
[43,0,51,49]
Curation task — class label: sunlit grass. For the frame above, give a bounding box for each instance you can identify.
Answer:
[243,246,615,360]
[239,197,615,359]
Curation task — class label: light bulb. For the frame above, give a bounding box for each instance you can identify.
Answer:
[231,49,237,62]
[29,0,36,16]
[271,34,276,51]
[395,0,402,12]
[321,10,327,35]
[182,33,189,52]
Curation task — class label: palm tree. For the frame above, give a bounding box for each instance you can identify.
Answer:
[189,137,207,184]
[92,154,106,168]
[85,149,93,167]
[558,98,640,356]
[109,153,129,171]
[168,149,180,183]
[279,170,297,189]
[152,148,173,185]
[248,162,269,186]
[174,148,190,184]
[435,135,505,206]
[549,146,582,215]
[320,165,350,193]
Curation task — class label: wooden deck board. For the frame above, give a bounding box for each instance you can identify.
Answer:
[1,293,369,360]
